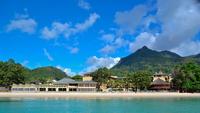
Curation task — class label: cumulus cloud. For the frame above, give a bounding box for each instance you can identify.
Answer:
[114,0,200,56]
[41,13,100,39]
[99,4,148,55]
[56,65,76,76]
[43,48,54,61]
[6,14,37,34]
[115,5,148,34]
[153,0,200,51]
[74,13,100,32]
[41,22,71,40]
[100,37,128,55]
[69,47,79,54]
[78,0,91,10]
[171,41,200,56]
[100,45,116,55]
[79,56,120,74]
[101,34,115,43]
[129,32,156,52]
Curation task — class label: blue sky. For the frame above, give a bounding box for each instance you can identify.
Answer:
[1,0,200,75]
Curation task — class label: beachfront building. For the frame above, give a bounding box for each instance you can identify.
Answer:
[82,75,93,81]
[11,78,97,92]
[150,71,172,90]
[0,86,9,92]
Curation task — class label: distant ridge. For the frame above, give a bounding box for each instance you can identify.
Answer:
[31,66,68,80]
[112,46,200,73]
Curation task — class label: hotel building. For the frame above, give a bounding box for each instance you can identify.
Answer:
[150,71,172,90]
[11,77,97,92]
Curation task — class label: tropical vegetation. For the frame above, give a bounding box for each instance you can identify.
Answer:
[0,59,68,88]
[1,46,200,93]
[172,62,200,92]
[113,46,200,73]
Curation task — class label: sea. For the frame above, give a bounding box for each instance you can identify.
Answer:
[0,97,200,113]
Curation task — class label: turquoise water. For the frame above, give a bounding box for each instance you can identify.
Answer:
[0,97,200,113]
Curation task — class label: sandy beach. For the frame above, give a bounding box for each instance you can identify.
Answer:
[0,92,200,98]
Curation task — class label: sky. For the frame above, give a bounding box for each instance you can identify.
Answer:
[1,0,200,76]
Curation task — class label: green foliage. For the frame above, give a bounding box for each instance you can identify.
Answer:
[0,59,27,87]
[91,67,112,90]
[111,69,129,77]
[28,66,67,83]
[0,59,68,86]
[71,75,82,81]
[172,62,200,92]
[127,71,152,92]
[112,46,200,73]
[91,67,152,92]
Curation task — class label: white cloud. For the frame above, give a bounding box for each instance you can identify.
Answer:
[99,5,148,55]
[101,34,115,43]
[112,0,200,56]
[80,56,120,74]
[100,45,116,55]
[41,22,71,40]
[115,5,148,34]
[41,13,100,39]
[129,32,156,52]
[171,41,200,56]
[153,0,200,51]
[78,0,91,10]
[56,65,76,76]
[128,31,200,56]
[43,48,54,61]
[6,14,37,34]
[69,47,79,54]
[100,37,128,55]
[74,13,100,32]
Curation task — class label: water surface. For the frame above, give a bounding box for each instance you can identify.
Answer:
[0,97,199,113]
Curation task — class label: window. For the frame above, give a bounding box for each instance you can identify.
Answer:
[69,83,78,86]
[48,88,56,91]
[58,88,66,91]
[69,88,77,91]
[39,88,46,91]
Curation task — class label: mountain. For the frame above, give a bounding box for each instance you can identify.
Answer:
[30,66,68,81]
[0,59,68,85]
[112,46,200,73]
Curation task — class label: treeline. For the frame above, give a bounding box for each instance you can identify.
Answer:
[90,68,152,92]
[172,62,200,92]
[0,59,67,88]
[0,59,27,87]
[1,59,200,92]
[90,62,200,93]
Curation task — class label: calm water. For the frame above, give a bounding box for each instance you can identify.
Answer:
[0,97,200,113]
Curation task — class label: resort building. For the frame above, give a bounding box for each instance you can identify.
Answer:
[82,75,93,81]
[0,86,9,92]
[11,77,97,92]
[150,71,172,90]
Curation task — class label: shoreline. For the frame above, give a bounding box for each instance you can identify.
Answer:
[0,92,200,98]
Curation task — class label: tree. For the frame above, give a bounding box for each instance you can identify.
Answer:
[0,59,26,88]
[128,71,151,92]
[71,75,82,81]
[172,62,200,92]
[91,67,112,91]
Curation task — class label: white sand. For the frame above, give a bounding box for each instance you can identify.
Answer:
[0,92,200,98]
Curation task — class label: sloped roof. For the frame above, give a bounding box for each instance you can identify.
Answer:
[55,78,97,84]
[151,78,169,85]
[154,71,169,76]
[55,78,75,84]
